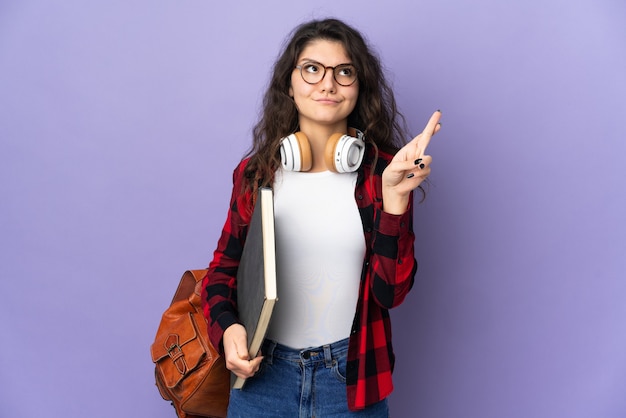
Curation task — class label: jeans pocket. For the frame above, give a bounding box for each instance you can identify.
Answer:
[244,358,268,385]
[331,356,347,383]
[255,357,269,379]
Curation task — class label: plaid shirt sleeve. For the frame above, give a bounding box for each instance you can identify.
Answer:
[346,147,418,410]
[201,159,253,354]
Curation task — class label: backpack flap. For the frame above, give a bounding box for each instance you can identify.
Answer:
[151,302,207,388]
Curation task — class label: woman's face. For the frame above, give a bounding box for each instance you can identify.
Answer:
[289,39,359,133]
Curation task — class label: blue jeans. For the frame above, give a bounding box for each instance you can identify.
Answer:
[227,338,389,417]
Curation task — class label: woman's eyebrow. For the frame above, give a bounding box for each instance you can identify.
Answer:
[298,58,321,64]
[298,58,353,65]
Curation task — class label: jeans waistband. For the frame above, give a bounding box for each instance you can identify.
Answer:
[262,338,349,367]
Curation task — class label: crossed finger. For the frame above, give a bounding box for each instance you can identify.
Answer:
[414,110,442,159]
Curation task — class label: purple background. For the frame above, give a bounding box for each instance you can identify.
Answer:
[1,1,625,417]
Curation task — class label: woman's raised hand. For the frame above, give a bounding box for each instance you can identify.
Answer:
[382,110,442,214]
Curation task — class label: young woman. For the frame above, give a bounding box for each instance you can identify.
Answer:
[202,18,441,417]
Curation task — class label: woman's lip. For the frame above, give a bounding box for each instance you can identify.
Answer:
[315,98,339,104]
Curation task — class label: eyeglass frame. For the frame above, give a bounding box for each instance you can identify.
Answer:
[294,60,358,87]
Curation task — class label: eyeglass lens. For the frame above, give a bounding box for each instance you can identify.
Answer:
[298,62,357,86]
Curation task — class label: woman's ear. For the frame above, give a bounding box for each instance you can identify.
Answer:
[288,85,294,98]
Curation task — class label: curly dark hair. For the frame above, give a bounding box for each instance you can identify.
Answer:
[242,18,408,197]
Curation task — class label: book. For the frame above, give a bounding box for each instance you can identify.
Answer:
[232,187,278,389]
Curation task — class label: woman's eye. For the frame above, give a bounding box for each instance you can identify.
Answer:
[303,63,321,73]
[338,66,354,77]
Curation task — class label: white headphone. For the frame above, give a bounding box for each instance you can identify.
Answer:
[279,128,365,173]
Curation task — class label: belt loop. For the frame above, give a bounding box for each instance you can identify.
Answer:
[323,344,333,368]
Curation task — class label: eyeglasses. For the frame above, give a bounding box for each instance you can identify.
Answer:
[294,61,358,87]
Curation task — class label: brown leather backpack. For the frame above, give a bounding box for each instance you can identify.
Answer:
[151,270,230,418]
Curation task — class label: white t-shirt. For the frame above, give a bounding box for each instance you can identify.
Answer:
[266,169,366,348]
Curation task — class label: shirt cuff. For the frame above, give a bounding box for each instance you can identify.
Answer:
[377,208,411,237]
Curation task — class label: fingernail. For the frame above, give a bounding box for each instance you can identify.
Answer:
[407,173,415,179]
[437,109,442,113]
[419,163,425,169]
[414,158,422,165]
[437,122,442,127]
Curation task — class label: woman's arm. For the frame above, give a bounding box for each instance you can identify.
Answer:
[201,160,263,379]
[367,202,417,309]
[367,110,442,308]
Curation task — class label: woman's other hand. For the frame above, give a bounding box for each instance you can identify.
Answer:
[222,323,263,379]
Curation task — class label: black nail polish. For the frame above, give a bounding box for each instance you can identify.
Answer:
[419,163,425,169]
[414,158,422,165]
[407,173,415,179]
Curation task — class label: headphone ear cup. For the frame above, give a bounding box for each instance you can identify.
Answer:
[324,133,365,173]
[280,132,312,171]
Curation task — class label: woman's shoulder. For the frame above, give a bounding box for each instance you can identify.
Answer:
[377,148,395,163]
[228,157,254,224]
[362,144,394,175]
[231,157,252,182]
[234,157,251,172]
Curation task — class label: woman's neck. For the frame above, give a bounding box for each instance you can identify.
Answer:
[299,121,348,172]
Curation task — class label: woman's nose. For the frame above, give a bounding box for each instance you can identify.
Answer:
[319,68,337,91]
